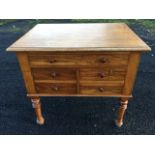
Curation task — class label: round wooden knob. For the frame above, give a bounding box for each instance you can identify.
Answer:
[99,72,105,78]
[52,86,59,91]
[98,87,105,92]
[51,72,57,78]
[99,58,107,63]
[49,59,57,63]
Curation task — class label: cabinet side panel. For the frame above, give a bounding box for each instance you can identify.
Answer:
[122,52,141,96]
[16,52,36,94]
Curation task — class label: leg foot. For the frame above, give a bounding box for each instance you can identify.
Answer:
[36,118,45,125]
[115,99,128,127]
[115,120,123,128]
[31,97,45,125]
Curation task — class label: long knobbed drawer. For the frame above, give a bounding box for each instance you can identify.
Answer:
[28,53,129,67]
[80,67,127,81]
[80,83,123,95]
[35,83,77,94]
[32,68,76,81]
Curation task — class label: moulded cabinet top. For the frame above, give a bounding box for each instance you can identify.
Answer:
[7,23,151,52]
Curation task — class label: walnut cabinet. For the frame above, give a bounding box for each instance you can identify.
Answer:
[7,23,151,127]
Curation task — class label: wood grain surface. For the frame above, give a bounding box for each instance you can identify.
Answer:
[7,23,151,52]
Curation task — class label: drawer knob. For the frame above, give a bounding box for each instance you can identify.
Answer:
[99,58,107,63]
[50,72,57,78]
[99,72,105,78]
[52,86,59,91]
[98,87,105,92]
[49,59,57,63]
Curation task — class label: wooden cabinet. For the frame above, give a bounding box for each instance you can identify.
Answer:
[7,23,151,127]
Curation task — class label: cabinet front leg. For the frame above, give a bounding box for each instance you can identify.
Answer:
[115,99,128,127]
[31,97,45,125]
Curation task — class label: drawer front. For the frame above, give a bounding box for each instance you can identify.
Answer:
[80,67,126,81]
[32,68,76,80]
[80,85,122,95]
[35,83,77,94]
[29,53,129,67]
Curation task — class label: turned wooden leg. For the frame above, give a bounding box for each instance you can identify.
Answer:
[115,99,128,127]
[31,97,45,125]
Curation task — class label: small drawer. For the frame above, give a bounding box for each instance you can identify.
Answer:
[29,54,78,67]
[35,83,77,94]
[80,84,122,95]
[32,68,76,81]
[28,53,129,67]
[80,67,126,81]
